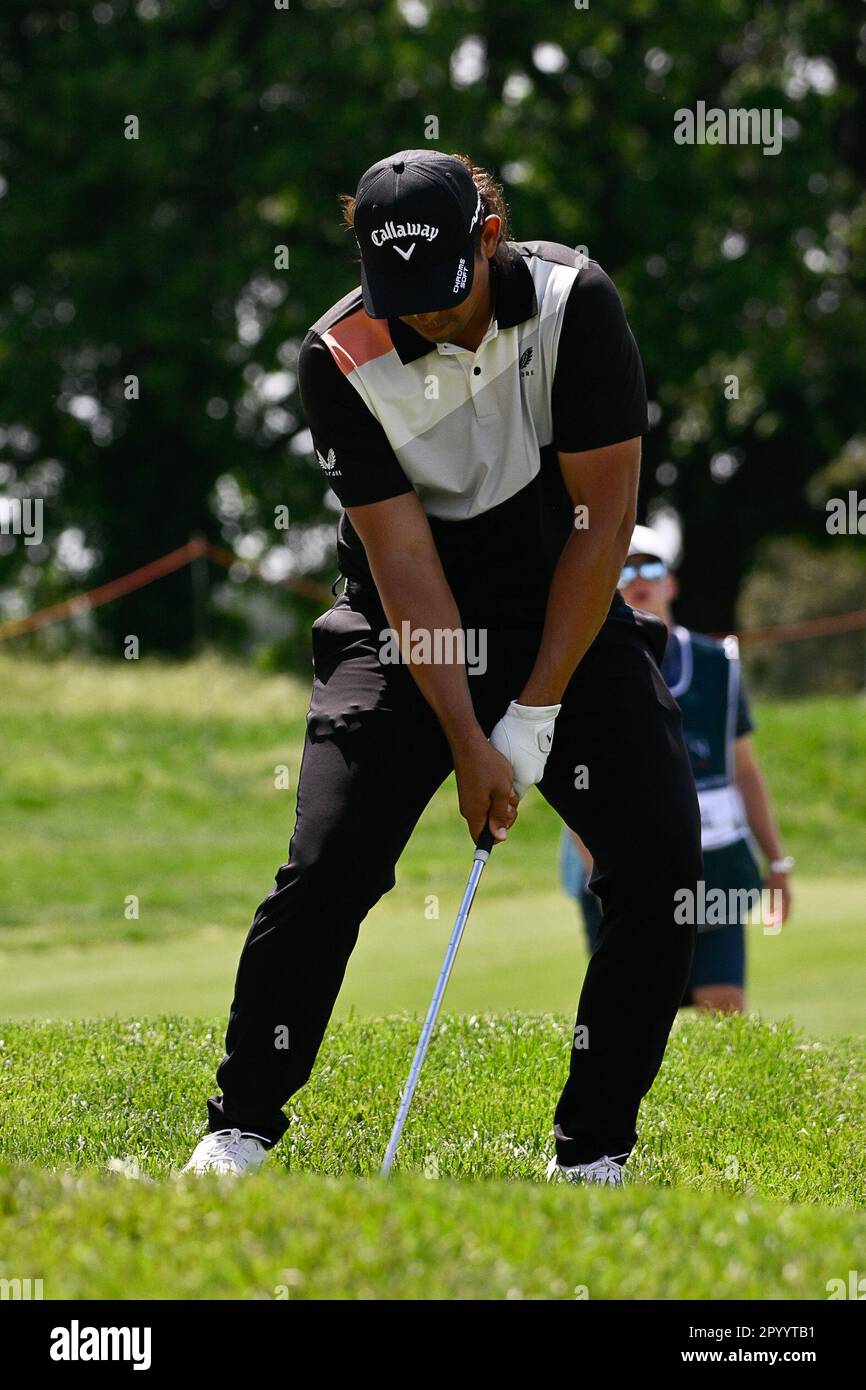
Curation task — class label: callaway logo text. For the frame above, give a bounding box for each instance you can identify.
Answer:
[372,221,439,248]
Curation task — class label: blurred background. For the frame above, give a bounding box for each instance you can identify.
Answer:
[0,0,863,1034]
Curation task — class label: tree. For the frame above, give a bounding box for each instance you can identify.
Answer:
[0,0,863,652]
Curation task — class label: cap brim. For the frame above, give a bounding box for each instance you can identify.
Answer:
[360,246,475,318]
[627,547,669,563]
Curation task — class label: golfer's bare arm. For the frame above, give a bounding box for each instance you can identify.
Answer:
[735,736,793,907]
[734,736,782,858]
[347,492,515,838]
[347,492,476,745]
[519,438,641,706]
[734,735,792,919]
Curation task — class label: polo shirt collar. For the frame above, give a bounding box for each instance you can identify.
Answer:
[493,240,538,329]
[387,241,538,365]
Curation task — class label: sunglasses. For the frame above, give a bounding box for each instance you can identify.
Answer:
[619,559,668,586]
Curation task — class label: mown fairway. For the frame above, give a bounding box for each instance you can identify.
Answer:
[0,1013,864,1299]
[1,654,864,1301]
[0,654,864,1032]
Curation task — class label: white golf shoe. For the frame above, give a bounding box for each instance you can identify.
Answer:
[181,1128,269,1176]
[546,1153,630,1187]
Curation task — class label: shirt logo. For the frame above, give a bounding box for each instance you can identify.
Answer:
[687,735,712,763]
[371,221,439,248]
[519,346,535,377]
[316,447,341,476]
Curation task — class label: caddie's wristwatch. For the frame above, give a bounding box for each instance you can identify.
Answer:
[768,855,795,874]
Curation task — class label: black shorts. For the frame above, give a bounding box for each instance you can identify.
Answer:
[683,838,761,996]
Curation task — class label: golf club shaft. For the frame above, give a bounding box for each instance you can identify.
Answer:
[380,825,495,1177]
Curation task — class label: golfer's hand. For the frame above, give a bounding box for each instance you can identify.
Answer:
[453,739,519,844]
[766,870,792,924]
[489,701,561,799]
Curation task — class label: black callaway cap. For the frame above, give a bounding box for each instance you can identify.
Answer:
[353,149,483,318]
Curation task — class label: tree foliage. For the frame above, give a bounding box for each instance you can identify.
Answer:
[0,0,863,651]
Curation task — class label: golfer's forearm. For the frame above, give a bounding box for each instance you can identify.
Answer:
[737,766,784,861]
[519,522,631,705]
[366,552,484,751]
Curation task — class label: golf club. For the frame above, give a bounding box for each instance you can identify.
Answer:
[380,823,496,1177]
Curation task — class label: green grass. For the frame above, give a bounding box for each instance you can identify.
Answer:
[4,1164,864,1301]
[0,653,864,1034]
[1,655,863,1300]
[1,878,864,1038]
[0,1013,863,1299]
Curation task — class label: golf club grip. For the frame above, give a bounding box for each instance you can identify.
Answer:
[475,824,495,854]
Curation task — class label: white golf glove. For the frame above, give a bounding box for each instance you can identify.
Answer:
[489,701,561,799]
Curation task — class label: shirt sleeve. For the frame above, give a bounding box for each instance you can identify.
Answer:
[297,332,414,509]
[551,261,648,452]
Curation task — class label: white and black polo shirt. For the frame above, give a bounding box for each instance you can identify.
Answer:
[298,239,648,631]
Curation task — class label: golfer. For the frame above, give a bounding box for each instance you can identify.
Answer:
[185,150,702,1185]
[561,525,792,1013]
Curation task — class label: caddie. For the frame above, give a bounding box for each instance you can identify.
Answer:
[563,524,793,1013]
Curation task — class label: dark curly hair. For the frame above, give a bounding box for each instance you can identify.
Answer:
[339,153,512,264]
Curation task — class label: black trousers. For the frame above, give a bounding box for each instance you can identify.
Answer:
[208,595,701,1166]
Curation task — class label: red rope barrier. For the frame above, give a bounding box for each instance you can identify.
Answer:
[0,538,333,642]
[0,536,862,647]
[204,542,332,603]
[730,608,866,647]
[0,540,204,640]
